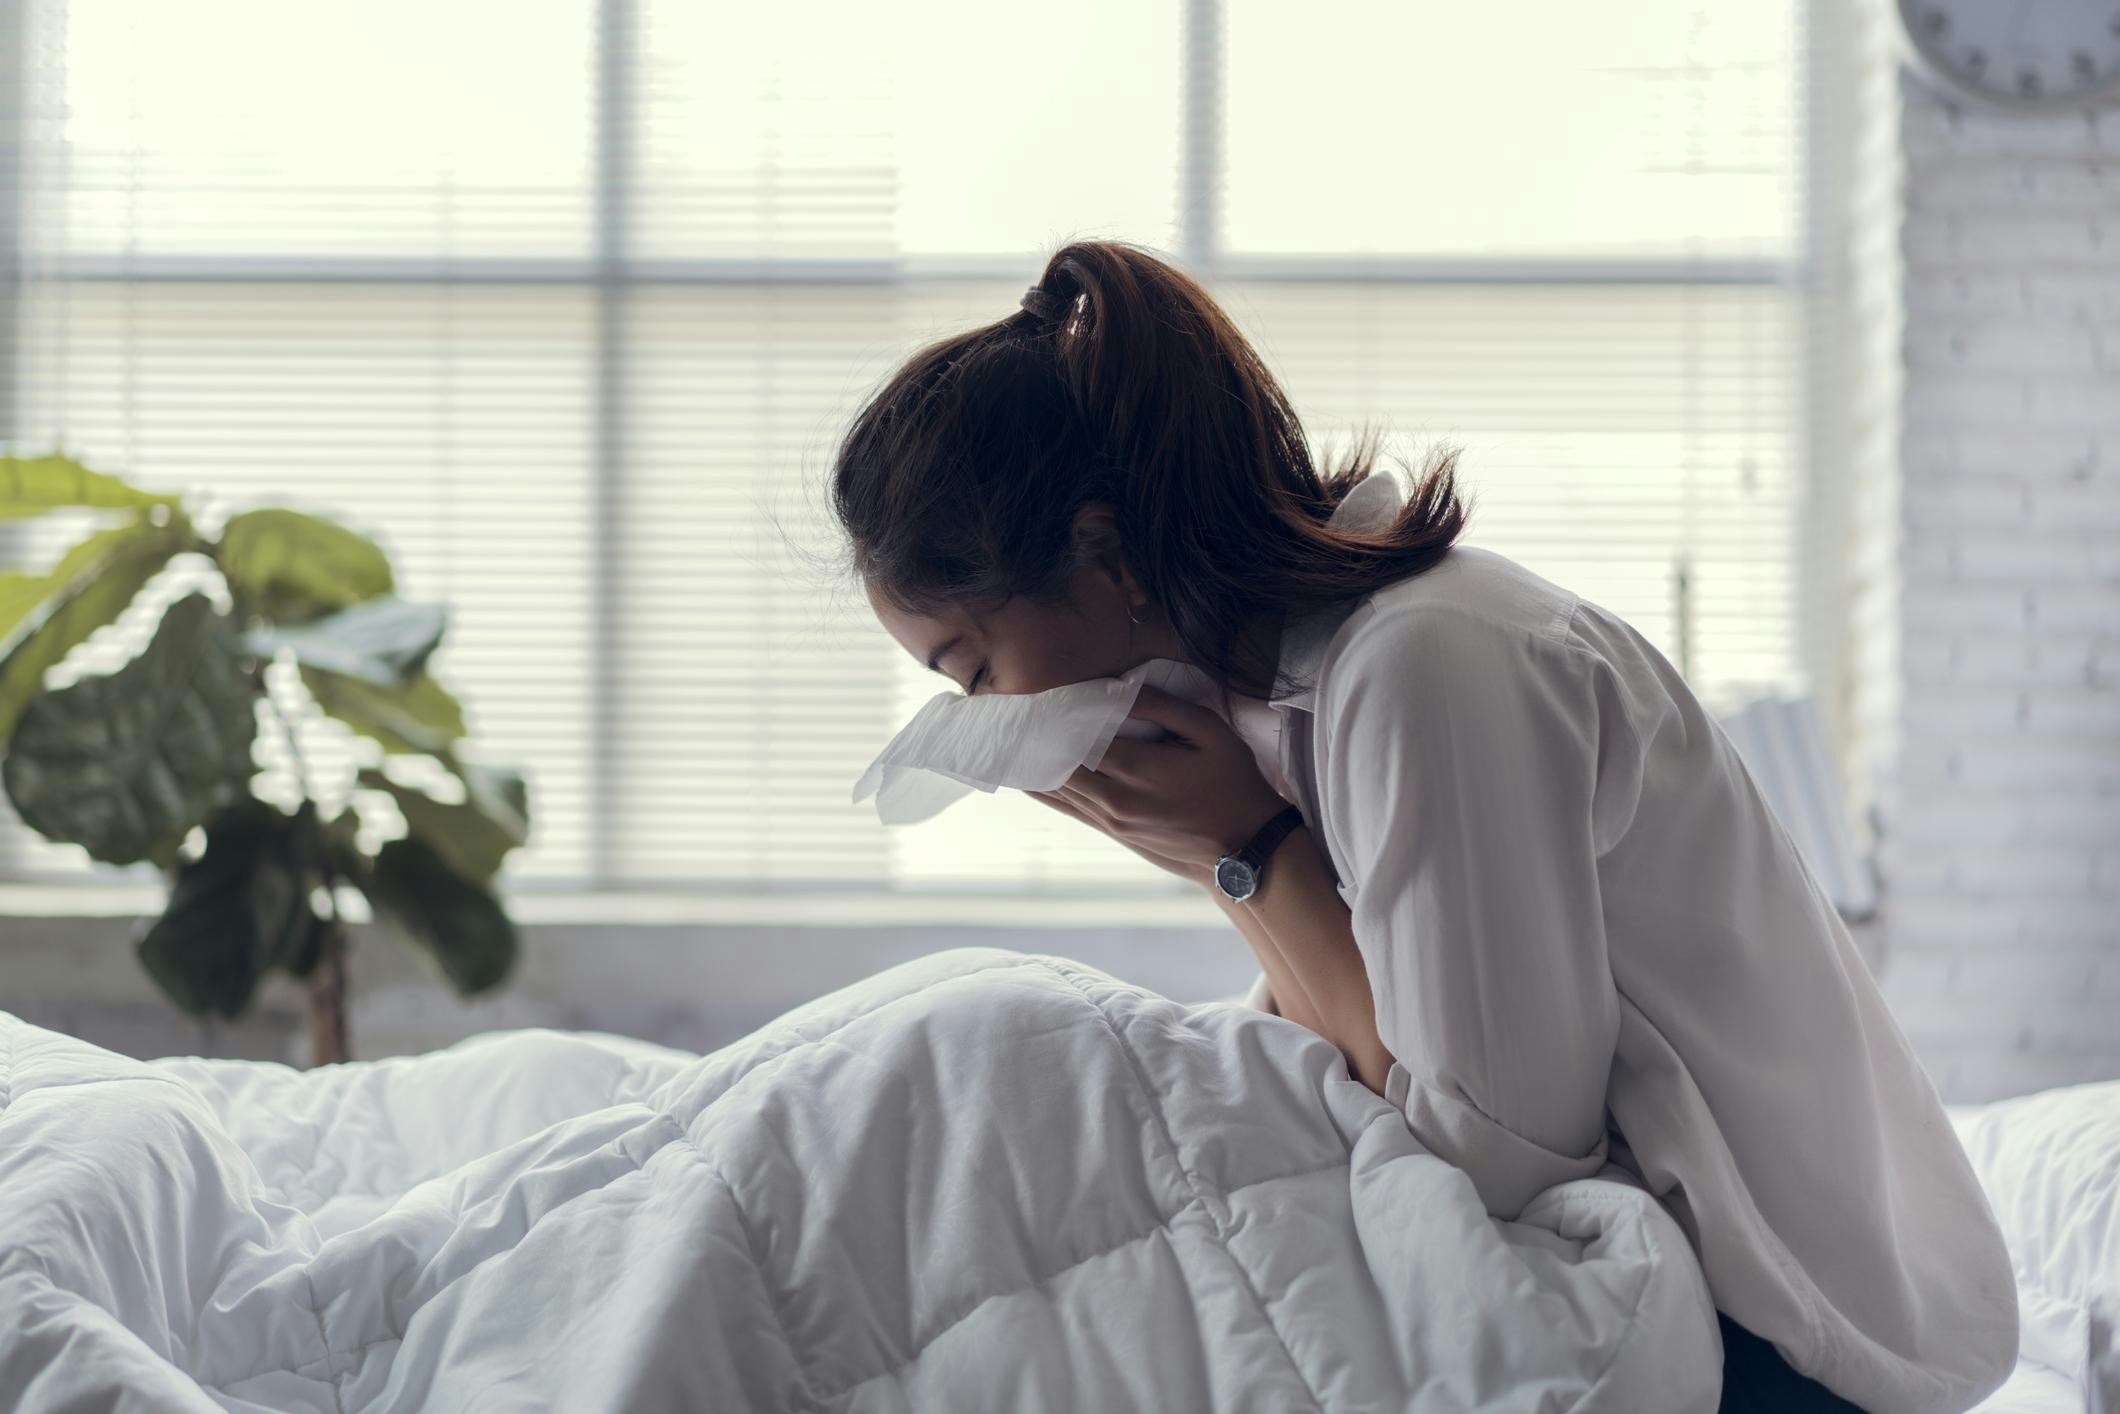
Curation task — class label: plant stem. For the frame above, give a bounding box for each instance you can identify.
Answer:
[305,920,350,1068]
[258,663,352,1066]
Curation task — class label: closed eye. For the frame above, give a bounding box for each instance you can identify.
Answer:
[967,663,988,695]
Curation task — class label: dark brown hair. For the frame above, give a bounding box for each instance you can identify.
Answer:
[829,238,1469,709]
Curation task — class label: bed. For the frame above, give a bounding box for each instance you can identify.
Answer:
[0,946,2111,1412]
[1952,1082,2120,1414]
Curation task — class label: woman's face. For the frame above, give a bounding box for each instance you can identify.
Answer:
[863,508,1182,698]
[866,566,1172,700]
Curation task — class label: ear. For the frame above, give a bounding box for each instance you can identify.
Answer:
[1069,502,1139,597]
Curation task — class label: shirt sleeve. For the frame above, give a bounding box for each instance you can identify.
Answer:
[1316,602,1625,1220]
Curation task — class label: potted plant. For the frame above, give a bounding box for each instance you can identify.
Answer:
[0,452,529,1063]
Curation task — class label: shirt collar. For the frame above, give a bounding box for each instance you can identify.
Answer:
[1266,468,1408,713]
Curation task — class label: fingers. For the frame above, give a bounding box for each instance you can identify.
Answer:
[1054,782,1103,819]
[1061,765,1140,819]
[1032,786,1108,830]
[1089,738,1173,782]
[1026,784,1127,839]
[1123,683,1226,742]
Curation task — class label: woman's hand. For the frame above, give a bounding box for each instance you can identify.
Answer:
[1026,788,1212,887]
[1024,684,1290,875]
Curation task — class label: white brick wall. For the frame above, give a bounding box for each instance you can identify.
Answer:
[1856,31,2120,1103]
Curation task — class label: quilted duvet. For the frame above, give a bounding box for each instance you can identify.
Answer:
[0,947,1723,1412]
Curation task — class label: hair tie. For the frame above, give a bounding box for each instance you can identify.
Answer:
[1019,284,1068,323]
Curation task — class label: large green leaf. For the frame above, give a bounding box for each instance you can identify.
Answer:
[363,835,515,994]
[241,597,447,686]
[0,453,178,522]
[0,574,52,638]
[1,517,188,636]
[2,592,258,867]
[356,761,528,882]
[457,759,530,849]
[302,665,466,756]
[218,508,394,624]
[0,517,196,742]
[135,798,318,1017]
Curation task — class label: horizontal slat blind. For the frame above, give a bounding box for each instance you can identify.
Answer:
[54,0,597,259]
[614,278,1181,893]
[1225,0,1799,261]
[3,0,1803,896]
[631,0,1183,260]
[6,283,602,882]
[1223,283,1799,701]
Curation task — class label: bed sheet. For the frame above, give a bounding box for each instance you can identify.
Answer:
[1951,1083,2120,1414]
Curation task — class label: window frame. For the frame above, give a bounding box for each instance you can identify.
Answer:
[0,0,1823,912]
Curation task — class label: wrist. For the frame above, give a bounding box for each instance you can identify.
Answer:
[1209,801,1306,904]
[1234,823,1308,909]
[1218,795,1293,859]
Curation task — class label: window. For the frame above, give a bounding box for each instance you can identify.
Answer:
[3,0,1807,897]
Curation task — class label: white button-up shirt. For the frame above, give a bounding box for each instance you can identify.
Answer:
[1233,471,2019,1413]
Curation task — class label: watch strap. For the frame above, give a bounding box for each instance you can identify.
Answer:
[1236,803,1305,872]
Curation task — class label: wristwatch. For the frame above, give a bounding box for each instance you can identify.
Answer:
[1213,802,1306,903]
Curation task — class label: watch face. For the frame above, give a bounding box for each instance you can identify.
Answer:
[1215,856,1258,901]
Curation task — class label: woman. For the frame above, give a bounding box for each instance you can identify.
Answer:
[830,239,2018,1413]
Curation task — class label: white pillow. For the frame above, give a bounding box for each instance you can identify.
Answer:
[1951,1080,2120,1412]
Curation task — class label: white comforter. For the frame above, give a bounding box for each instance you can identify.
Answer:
[0,947,1722,1412]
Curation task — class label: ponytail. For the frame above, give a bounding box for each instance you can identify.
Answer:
[830,237,1468,708]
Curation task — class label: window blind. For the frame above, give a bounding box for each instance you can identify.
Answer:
[2,0,1806,897]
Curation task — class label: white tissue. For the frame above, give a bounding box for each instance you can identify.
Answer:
[851,656,1227,825]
